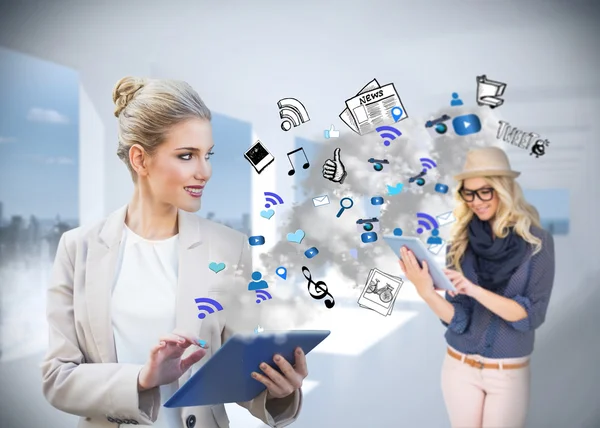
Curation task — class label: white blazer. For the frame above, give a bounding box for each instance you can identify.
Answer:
[41,205,302,428]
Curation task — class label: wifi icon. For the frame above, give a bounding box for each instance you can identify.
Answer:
[264,192,284,209]
[278,98,310,131]
[416,212,440,234]
[255,289,272,304]
[375,126,402,146]
[420,157,437,171]
[194,297,224,319]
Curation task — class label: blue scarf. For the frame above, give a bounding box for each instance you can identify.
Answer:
[467,216,528,291]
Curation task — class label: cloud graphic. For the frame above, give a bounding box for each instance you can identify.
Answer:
[0,136,16,143]
[259,105,504,298]
[27,107,70,124]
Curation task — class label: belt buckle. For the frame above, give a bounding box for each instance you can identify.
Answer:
[471,358,484,369]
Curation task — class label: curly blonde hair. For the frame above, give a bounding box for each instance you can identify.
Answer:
[112,76,212,181]
[447,175,543,273]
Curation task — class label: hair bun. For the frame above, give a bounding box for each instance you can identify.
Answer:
[112,76,146,117]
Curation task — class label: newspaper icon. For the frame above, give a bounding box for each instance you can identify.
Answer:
[357,268,403,316]
[476,75,507,109]
[339,78,408,135]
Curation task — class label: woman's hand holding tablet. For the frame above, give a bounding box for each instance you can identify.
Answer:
[399,246,437,298]
[251,347,308,399]
[383,235,456,292]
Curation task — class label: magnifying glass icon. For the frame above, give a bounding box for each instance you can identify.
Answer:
[336,197,354,218]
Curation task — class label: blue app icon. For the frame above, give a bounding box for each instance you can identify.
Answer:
[361,232,378,243]
[248,235,265,246]
[371,196,384,205]
[304,247,319,259]
[435,183,449,194]
[452,114,481,136]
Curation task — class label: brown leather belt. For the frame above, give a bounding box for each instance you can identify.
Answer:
[447,348,529,370]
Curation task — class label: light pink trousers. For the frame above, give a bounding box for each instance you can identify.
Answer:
[441,346,531,428]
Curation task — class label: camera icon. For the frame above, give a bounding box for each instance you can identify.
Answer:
[367,158,389,172]
[357,218,379,243]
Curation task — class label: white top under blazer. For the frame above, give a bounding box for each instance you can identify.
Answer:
[111,225,181,427]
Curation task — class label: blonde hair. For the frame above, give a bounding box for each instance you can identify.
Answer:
[447,175,543,273]
[112,76,212,181]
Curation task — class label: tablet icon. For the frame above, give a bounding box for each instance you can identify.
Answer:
[194,297,224,319]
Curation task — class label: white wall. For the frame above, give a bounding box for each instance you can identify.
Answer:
[78,83,106,225]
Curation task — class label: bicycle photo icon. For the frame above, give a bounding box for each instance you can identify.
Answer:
[357,268,403,316]
[365,278,394,303]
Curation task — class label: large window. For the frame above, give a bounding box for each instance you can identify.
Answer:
[198,113,252,235]
[523,189,569,235]
[0,47,79,361]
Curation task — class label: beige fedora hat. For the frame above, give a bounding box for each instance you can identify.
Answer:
[454,146,520,181]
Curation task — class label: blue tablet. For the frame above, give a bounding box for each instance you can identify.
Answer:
[164,330,331,407]
[383,235,456,292]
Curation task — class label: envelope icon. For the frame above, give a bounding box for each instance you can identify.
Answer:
[436,211,456,227]
[428,239,446,255]
[312,195,330,207]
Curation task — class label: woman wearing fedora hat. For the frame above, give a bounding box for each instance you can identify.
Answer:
[400,146,555,428]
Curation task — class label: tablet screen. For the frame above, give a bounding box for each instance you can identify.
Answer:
[383,236,455,291]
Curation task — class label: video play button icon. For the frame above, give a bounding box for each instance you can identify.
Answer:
[248,235,265,246]
[452,114,482,136]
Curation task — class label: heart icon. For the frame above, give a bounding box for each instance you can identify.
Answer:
[208,262,226,274]
[260,209,275,219]
[286,229,305,244]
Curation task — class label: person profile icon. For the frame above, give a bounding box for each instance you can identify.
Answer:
[248,271,269,291]
[451,92,464,106]
[427,229,443,245]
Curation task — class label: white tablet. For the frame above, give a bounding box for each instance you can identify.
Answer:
[383,235,456,292]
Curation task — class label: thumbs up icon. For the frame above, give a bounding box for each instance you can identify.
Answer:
[322,147,347,184]
[324,125,340,139]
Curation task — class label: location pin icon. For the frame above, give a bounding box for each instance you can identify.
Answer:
[276,266,287,280]
[391,106,403,122]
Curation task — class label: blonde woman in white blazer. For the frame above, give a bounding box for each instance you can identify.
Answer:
[41,76,307,428]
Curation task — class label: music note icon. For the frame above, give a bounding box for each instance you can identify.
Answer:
[287,147,310,176]
[301,266,335,309]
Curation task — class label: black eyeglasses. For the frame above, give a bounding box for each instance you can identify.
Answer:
[459,187,495,202]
